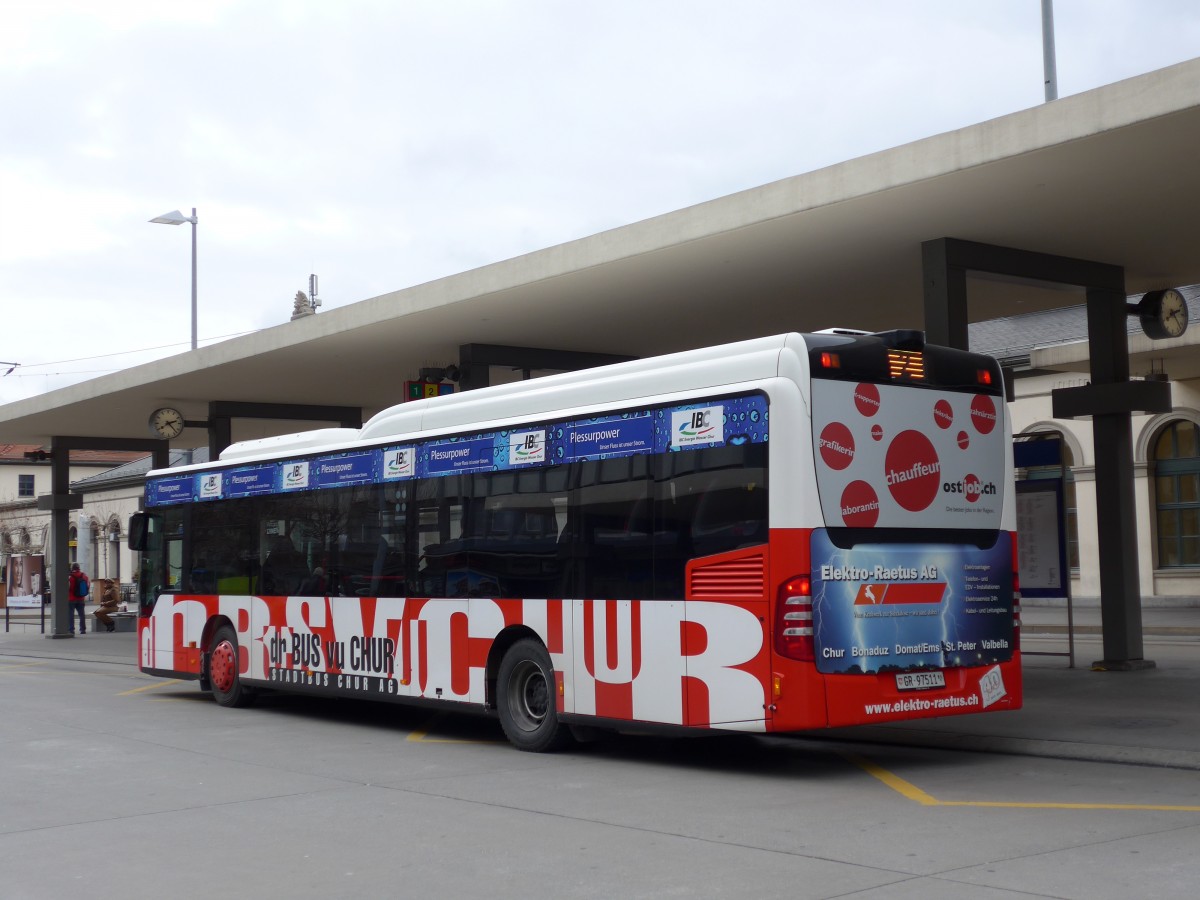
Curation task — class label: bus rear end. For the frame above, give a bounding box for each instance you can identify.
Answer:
[773,329,1020,730]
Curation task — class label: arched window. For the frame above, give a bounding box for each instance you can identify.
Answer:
[1020,432,1079,570]
[1153,420,1200,567]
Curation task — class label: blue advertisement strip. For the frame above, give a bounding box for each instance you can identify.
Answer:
[423,437,495,476]
[313,451,376,489]
[223,464,278,498]
[565,416,653,460]
[147,475,195,506]
[656,395,768,453]
[810,529,1014,674]
[146,393,770,506]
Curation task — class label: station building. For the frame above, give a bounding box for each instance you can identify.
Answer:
[3,58,1200,664]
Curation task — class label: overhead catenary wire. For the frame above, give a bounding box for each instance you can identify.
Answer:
[1,329,260,373]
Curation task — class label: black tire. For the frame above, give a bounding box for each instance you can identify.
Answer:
[208,625,256,708]
[497,638,572,752]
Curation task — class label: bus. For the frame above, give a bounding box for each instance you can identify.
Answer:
[129,329,1021,751]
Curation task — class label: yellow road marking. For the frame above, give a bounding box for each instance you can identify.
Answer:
[120,679,184,696]
[0,661,47,671]
[843,753,940,805]
[938,799,1200,811]
[843,752,1200,811]
[407,713,501,744]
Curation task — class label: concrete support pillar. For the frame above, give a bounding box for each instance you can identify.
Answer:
[1085,286,1150,668]
[49,447,72,638]
[922,237,1161,669]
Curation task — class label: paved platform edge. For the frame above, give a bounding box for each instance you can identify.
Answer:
[0,647,140,667]
[812,726,1200,771]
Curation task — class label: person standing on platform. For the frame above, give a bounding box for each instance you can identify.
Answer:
[68,562,90,635]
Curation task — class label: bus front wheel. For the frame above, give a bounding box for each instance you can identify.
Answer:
[208,625,256,708]
[497,638,572,752]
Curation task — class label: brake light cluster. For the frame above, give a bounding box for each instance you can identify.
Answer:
[774,576,814,661]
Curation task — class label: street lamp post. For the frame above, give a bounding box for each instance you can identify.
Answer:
[149,208,198,350]
[1042,0,1058,102]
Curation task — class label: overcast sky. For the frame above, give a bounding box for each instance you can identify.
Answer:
[2,0,1198,407]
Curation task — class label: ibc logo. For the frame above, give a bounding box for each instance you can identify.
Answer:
[672,406,724,448]
[284,461,310,490]
[383,447,414,480]
[199,473,222,499]
[510,430,546,465]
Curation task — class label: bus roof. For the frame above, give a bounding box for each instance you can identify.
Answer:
[160,328,993,478]
[207,332,809,472]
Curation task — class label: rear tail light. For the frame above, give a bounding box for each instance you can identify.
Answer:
[774,576,814,661]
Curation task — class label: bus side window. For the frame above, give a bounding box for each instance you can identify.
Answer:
[190,497,258,595]
[261,534,307,596]
[653,453,700,598]
[654,442,769,592]
[468,468,566,598]
[691,479,768,558]
[150,510,185,595]
[573,457,652,600]
[415,476,468,597]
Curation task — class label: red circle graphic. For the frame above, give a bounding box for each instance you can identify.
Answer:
[957,430,970,450]
[854,383,881,417]
[964,473,982,503]
[933,399,954,430]
[840,480,880,527]
[970,394,997,435]
[871,423,884,442]
[819,422,856,470]
[885,430,942,512]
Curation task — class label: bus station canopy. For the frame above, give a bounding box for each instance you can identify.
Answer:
[2,58,1200,447]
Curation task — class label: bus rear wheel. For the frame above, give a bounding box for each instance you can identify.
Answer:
[497,638,572,752]
[208,625,256,708]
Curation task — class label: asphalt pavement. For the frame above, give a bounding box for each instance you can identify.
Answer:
[3,598,1198,770]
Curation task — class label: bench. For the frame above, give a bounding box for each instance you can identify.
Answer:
[96,611,137,633]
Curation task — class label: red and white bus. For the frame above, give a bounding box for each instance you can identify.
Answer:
[130,329,1021,751]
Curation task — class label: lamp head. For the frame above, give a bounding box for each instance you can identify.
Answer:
[150,209,197,225]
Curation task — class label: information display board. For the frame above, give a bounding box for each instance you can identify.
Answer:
[1016,481,1067,595]
[4,554,45,609]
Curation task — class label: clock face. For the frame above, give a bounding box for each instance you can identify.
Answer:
[1140,289,1189,341]
[149,407,185,440]
[1160,289,1188,338]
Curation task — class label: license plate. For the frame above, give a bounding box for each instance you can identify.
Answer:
[895,671,945,691]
